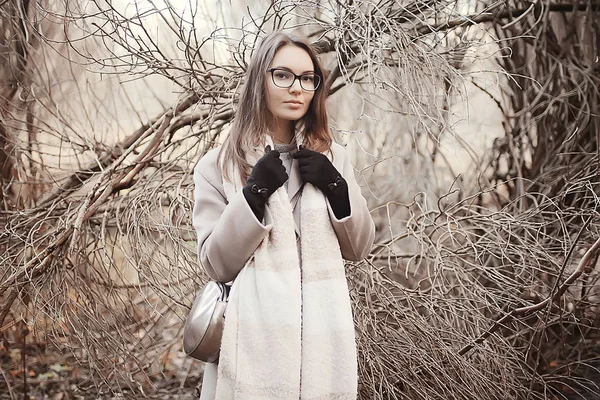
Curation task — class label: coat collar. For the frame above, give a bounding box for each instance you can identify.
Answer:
[287,157,303,203]
[264,130,305,203]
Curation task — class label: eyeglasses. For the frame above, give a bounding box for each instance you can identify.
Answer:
[267,68,321,91]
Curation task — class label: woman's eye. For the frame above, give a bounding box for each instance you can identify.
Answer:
[302,75,314,82]
[275,72,290,79]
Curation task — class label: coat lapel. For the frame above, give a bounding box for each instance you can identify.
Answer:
[288,158,303,236]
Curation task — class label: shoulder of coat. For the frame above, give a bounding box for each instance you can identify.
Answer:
[195,146,223,171]
[329,141,348,165]
[330,141,347,154]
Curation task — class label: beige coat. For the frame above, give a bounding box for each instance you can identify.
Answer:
[193,144,375,400]
[192,142,375,399]
[192,142,375,284]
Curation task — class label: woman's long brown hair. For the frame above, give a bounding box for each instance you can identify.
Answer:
[218,31,331,183]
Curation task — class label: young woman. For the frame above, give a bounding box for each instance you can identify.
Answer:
[192,31,375,400]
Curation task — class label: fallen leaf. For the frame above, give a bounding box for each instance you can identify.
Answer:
[37,371,57,380]
[50,362,72,373]
[9,349,21,363]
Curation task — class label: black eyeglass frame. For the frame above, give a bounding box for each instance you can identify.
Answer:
[266,68,321,91]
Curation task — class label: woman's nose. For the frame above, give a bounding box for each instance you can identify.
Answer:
[289,78,302,93]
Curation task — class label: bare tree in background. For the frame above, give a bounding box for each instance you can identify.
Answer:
[1,0,43,208]
[1,1,599,399]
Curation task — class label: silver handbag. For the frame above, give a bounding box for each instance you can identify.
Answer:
[183,281,230,363]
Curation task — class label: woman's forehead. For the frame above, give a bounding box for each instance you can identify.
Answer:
[270,45,314,72]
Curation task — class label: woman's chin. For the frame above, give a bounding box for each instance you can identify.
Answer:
[276,111,307,121]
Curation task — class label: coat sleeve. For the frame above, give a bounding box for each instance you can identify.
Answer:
[192,151,272,282]
[326,145,375,261]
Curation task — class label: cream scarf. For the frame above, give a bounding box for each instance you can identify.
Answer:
[215,133,357,399]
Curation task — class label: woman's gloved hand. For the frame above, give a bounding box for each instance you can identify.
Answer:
[243,145,288,221]
[293,146,351,219]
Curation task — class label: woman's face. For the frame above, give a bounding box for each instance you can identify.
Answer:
[265,44,316,125]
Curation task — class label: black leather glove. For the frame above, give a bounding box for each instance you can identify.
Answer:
[293,146,351,219]
[243,146,288,221]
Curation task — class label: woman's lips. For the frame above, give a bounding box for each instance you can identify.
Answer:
[285,101,303,108]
